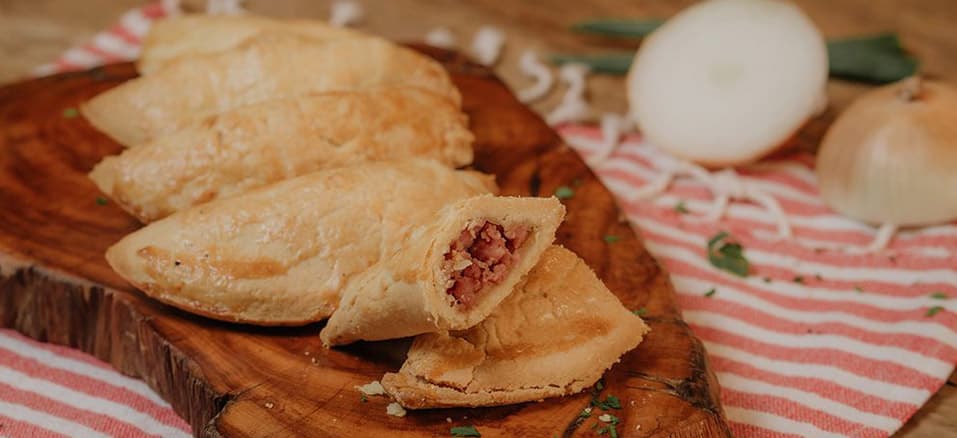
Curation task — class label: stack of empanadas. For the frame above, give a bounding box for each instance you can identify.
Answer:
[88,14,648,411]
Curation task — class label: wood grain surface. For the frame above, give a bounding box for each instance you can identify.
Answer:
[0,46,730,437]
[2,1,956,436]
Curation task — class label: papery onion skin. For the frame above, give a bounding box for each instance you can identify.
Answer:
[627,0,828,167]
[817,78,957,226]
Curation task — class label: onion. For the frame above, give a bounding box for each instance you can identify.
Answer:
[627,0,828,167]
[817,77,957,228]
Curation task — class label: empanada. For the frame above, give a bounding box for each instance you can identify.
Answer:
[105,160,495,325]
[138,14,363,74]
[381,246,649,408]
[320,195,565,346]
[83,34,460,146]
[90,87,473,223]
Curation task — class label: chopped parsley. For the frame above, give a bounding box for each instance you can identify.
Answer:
[930,292,949,300]
[360,394,368,403]
[554,186,575,200]
[632,307,647,316]
[95,196,108,205]
[815,273,823,281]
[603,235,621,244]
[704,288,716,298]
[578,406,593,419]
[706,231,749,277]
[854,286,864,293]
[674,200,689,214]
[591,394,621,410]
[793,276,805,284]
[763,277,772,283]
[62,107,78,118]
[926,306,945,317]
[596,413,621,437]
[572,178,584,187]
[595,380,604,392]
[450,425,481,437]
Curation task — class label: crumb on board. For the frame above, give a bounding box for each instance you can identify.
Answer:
[386,402,407,417]
[356,380,386,396]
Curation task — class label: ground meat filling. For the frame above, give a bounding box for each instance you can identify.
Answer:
[443,221,530,308]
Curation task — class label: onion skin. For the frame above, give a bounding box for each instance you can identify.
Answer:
[816,78,957,226]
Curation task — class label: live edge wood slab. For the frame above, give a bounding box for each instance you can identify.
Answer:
[0,45,729,437]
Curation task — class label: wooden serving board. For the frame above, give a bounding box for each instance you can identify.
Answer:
[0,46,729,437]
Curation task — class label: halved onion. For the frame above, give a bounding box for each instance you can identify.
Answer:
[817,77,957,227]
[627,0,828,167]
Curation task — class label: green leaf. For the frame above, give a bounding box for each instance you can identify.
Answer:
[571,19,664,38]
[763,277,772,283]
[603,235,621,244]
[62,107,79,118]
[549,53,633,75]
[706,232,749,277]
[95,196,108,206]
[554,186,575,200]
[826,33,919,83]
[793,276,805,284]
[854,286,864,293]
[359,394,367,403]
[704,288,716,298]
[674,200,689,214]
[926,306,945,317]
[450,425,481,437]
[632,307,647,316]
[930,292,949,300]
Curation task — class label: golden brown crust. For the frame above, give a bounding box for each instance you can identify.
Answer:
[319,196,565,346]
[137,14,364,74]
[381,246,650,408]
[105,160,495,325]
[83,33,461,146]
[89,87,474,222]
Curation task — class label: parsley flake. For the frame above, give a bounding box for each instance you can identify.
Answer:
[360,394,368,403]
[704,288,716,298]
[926,306,945,317]
[793,276,805,284]
[603,235,621,244]
[95,196,108,205]
[674,200,689,214]
[815,273,823,281]
[572,178,584,187]
[596,413,621,437]
[592,394,621,410]
[450,425,481,437]
[763,277,772,283]
[930,292,949,300]
[854,286,864,293]
[578,406,593,419]
[554,186,575,200]
[706,231,749,277]
[63,107,79,118]
[632,307,647,316]
[595,380,604,392]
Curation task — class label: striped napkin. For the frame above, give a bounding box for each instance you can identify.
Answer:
[3,2,956,436]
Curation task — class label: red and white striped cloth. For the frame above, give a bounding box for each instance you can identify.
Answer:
[3,1,957,436]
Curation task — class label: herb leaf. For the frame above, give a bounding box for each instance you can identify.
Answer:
[360,394,367,403]
[930,292,949,300]
[854,286,864,293]
[603,235,621,244]
[674,200,689,214]
[632,307,647,316]
[554,186,575,200]
[793,276,805,284]
[592,395,621,410]
[63,107,79,118]
[450,425,481,437]
[704,288,716,298]
[95,196,108,206]
[706,232,749,277]
[926,306,945,317]
[571,18,664,38]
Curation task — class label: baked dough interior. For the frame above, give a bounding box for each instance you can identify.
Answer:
[442,220,530,309]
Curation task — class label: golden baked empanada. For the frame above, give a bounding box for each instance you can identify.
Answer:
[381,246,649,408]
[89,87,473,223]
[138,14,363,74]
[105,160,495,326]
[83,34,460,146]
[320,195,565,346]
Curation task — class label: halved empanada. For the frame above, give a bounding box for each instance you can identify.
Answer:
[138,14,363,74]
[105,160,495,326]
[381,246,649,408]
[83,34,460,146]
[89,87,473,223]
[320,195,565,346]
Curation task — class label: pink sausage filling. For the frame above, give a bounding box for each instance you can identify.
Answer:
[443,221,530,308]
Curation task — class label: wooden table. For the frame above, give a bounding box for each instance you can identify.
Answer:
[1,0,955,436]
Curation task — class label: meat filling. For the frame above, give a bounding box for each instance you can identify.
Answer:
[443,221,530,308]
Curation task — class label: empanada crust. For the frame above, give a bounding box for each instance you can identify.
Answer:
[105,160,495,325]
[83,34,460,146]
[90,87,473,222]
[381,246,650,408]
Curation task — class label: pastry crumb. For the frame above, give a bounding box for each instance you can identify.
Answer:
[356,380,386,396]
[386,402,407,417]
[446,417,452,423]
[264,401,275,409]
